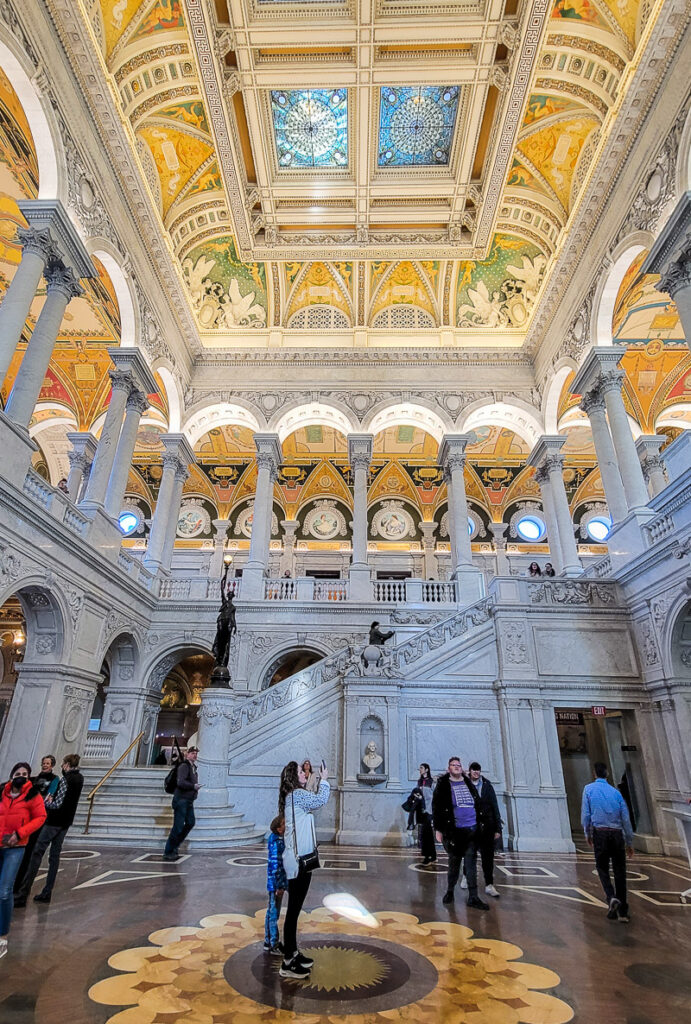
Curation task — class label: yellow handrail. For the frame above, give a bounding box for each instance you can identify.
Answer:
[83,730,145,834]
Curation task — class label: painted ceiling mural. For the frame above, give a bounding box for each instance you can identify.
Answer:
[63,0,655,339]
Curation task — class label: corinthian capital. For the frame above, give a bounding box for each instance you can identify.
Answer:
[126,389,150,416]
[44,259,83,301]
[658,250,691,298]
[16,226,56,262]
[596,368,625,396]
[579,386,605,416]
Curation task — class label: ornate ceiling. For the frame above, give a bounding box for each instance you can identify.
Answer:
[56,0,656,344]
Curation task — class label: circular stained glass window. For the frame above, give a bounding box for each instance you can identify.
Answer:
[586,516,611,542]
[118,511,138,535]
[516,515,545,542]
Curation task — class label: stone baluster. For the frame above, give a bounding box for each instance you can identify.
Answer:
[143,434,195,574]
[578,388,628,523]
[0,226,55,387]
[103,389,149,518]
[347,434,374,600]
[597,368,650,512]
[529,436,581,576]
[533,466,563,572]
[242,433,282,599]
[641,193,691,353]
[635,435,668,497]
[65,432,98,502]
[4,261,82,428]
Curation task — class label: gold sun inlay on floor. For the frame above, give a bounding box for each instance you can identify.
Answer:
[89,908,574,1023]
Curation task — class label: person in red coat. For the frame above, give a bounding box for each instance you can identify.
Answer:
[0,762,47,957]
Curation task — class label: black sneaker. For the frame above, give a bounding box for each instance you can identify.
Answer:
[295,951,314,969]
[33,892,51,904]
[618,910,630,923]
[442,890,454,904]
[13,897,26,909]
[467,896,490,911]
[263,941,284,955]
[279,955,310,980]
[607,897,620,920]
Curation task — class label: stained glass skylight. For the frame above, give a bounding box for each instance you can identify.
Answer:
[378,86,460,167]
[270,89,348,170]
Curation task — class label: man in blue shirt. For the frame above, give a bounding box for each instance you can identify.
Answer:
[581,762,634,923]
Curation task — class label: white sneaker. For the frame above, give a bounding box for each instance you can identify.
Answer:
[0,938,7,959]
[485,884,500,898]
[460,875,468,890]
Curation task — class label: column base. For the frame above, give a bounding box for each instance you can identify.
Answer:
[451,564,486,606]
[240,564,265,600]
[0,408,37,486]
[607,507,656,569]
[348,564,372,601]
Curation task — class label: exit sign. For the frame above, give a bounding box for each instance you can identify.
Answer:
[592,705,607,716]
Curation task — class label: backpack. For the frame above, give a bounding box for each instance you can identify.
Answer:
[164,763,179,794]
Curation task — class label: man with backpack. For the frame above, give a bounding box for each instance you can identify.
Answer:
[163,746,200,861]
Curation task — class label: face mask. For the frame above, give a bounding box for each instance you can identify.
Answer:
[11,776,26,791]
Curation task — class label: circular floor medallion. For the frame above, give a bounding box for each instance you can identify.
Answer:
[225,933,436,1014]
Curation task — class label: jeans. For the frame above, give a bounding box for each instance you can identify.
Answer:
[0,847,24,935]
[13,829,40,893]
[283,868,312,958]
[16,824,67,899]
[593,828,628,914]
[164,795,196,856]
[265,890,284,947]
[443,826,478,898]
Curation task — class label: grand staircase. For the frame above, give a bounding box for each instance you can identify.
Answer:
[68,766,265,850]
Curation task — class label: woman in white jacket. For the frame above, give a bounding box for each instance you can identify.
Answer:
[278,759,330,979]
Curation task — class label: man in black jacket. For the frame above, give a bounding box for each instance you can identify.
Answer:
[163,746,200,861]
[432,756,489,910]
[14,754,84,906]
[466,761,502,898]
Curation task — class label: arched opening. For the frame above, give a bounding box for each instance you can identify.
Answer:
[261,648,323,690]
[0,595,25,743]
[145,647,214,765]
[670,599,691,676]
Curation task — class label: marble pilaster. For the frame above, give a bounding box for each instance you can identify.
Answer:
[144,434,195,573]
[242,433,282,599]
[419,521,439,579]
[66,432,98,502]
[209,518,232,579]
[487,521,510,576]
[635,434,668,497]
[529,436,581,576]
[439,435,485,602]
[347,433,373,600]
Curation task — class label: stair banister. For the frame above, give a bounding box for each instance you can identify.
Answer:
[83,730,145,834]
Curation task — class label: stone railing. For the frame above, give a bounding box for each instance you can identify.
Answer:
[157,575,236,600]
[83,730,116,760]
[22,469,53,508]
[589,555,612,578]
[394,597,494,667]
[373,580,406,602]
[644,511,676,546]
[313,579,349,601]
[264,577,297,600]
[421,580,457,603]
[62,504,89,537]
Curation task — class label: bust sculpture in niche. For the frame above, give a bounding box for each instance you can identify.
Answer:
[362,740,384,775]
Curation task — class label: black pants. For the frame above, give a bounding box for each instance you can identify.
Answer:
[476,828,496,885]
[419,815,436,860]
[593,828,628,913]
[16,824,67,899]
[283,868,312,958]
[164,795,196,855]
[14,828,40,893]
[443,826,478,898]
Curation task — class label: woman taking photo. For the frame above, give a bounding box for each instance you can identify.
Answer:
[0,762,47,957]
[301,759,320,794]
[278,759,329,980]
[417,763,436,864]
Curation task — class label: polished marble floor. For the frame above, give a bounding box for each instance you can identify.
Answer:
[0,842,690,1023]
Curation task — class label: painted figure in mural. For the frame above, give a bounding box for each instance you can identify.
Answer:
[212,591,237,668]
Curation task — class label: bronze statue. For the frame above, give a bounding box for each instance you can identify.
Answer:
[212,588,237,668]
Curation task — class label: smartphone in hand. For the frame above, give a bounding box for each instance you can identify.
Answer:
[320,759,327,774]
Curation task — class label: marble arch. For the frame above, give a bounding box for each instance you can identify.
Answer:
[590,232,655,349]
[0,579,67,663]
[0,28,62,199]
[271,401,358,442]
[457,400,543,447]
[29,405,78,483]
[258,642,331,692]
[363,402,451,444]
[85,239,139,349]
[183,401,265,447]
[142,640,214,696]
[542,360,578,434]
[103,631,141,685]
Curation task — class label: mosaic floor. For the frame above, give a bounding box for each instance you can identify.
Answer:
[1,843,690,1023]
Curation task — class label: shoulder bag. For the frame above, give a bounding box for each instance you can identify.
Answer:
[291,791,320,873]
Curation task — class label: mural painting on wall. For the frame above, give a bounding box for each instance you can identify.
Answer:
[303,500,347,541]
[182,236,267,329]
[613,251,683,347]
[176,500,211,539]
[456,234,547,328]
[371,501,415,540]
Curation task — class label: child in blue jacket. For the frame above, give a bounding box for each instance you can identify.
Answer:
[264,815,288,952]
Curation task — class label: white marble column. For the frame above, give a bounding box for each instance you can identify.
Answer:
[80,348,157,511]
[243,433,282,599]
[347,433,373,600]
[420,521,438,579]
[641,193,691,353]
[209,518,232,579]
[5,261,82,428]
[0,226,55,387]
[144,434,195,573]
[487,521,510,576]
[65,431,98,502]
[579,388,628,523]
[598,368,650,512]
[439,435,473,572]
[635,434,668,497]
[533,467,563,572]
[529,436,581,576]
[280,519,298,577]
[104,389,149,518]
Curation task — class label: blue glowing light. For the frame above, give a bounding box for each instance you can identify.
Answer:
[378,85,460,167]
[270,89,348,169]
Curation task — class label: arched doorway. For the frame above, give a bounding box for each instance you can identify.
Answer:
[154,653,214,764]
[0,595,25,742]
[261,648,323,690]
